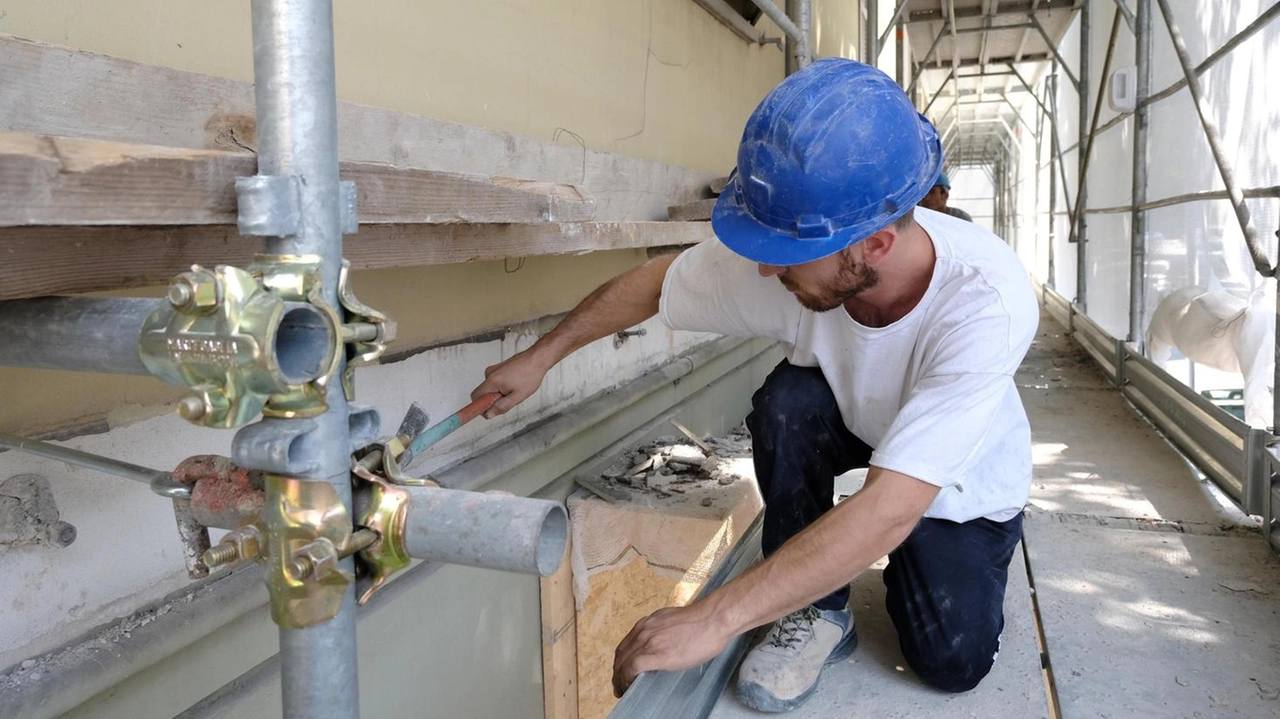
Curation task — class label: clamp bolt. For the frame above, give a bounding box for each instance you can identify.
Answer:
[177,396,207,421]
[202,525,263,569]
[168,282,193,308]
[203,543,238,568]
[288,538,339,581]
[168,268,223,314]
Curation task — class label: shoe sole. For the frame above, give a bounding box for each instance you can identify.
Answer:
[736,630,860,714]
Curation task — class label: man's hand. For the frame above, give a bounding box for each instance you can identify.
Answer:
[612,601,738,698]
[471,348,553,418]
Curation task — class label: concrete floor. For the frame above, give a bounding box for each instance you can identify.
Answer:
[709,310,1280,718]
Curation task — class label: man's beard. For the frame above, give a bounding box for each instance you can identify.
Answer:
[783,254,880,312]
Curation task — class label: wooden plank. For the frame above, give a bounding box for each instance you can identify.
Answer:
[569,478,763,719]
[665,199,716,222]
[0,222,715,300]
[540,547,579,719]
[0,131,595,227]
[0,34,713,222]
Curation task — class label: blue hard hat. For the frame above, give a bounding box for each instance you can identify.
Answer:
[712,58,942,266]
[935,170,951,189]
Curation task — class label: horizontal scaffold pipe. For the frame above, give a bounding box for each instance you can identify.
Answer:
[0,297,158,374]
[1086,187,1280,215]
[400,486,567,576]
[1087,3,1280,143]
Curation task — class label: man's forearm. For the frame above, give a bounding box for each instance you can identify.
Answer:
[528,253,678,368]
[704,468,940,635]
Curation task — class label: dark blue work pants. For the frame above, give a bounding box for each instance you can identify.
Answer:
[745,360,1024,693]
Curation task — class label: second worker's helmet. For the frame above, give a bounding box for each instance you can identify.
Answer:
[712,58,942,266]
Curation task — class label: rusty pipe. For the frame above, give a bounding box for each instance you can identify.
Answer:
[173,455,266,530]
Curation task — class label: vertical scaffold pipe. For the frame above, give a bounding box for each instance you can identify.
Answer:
[247,1,358,717]
[1129,0,1151,345]
[1076,0,1090,312]
[0,298,157,375]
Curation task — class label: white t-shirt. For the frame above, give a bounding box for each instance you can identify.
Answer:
[659,208,1039,523]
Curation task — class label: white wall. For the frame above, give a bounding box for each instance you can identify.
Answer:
[0,318,714,670]
[1010,0,1279,414]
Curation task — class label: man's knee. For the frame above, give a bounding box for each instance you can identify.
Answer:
[902,635,1000,694]
[747,362,835,432]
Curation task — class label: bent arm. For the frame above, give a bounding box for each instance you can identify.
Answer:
[472,252,679,415]
[610,466,940,692]
[530,252,676,369]
[709,467,939,631]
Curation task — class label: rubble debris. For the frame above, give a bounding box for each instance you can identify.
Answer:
[584,423,755,504]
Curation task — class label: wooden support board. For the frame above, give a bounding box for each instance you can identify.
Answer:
[541,548,579,719]
[567,471,763,719]
[0,222,714,300]
[0,131,595,226]
[0,34,713,223]
[666,199,716,222]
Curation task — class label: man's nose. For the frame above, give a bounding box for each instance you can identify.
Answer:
[758,264,785,278]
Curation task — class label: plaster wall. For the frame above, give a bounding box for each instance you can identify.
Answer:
[0,0,785,175]
[0,314,714,671]
[814,0,864,62]
[0,1,862,712]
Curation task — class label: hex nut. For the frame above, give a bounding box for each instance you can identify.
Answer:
[177,396,207,421]
[172,269,222,313]
[291,539,339,580]
[167,282,194,309]
[227,525,263,562]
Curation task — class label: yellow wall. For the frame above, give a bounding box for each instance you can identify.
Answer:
[0,1,875,436]
[0,0,784,175]
[814,0,863,62]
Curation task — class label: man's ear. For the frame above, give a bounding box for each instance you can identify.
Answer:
[857,228,896,266]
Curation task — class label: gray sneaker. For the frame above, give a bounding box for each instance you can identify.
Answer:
[735,605,858,713]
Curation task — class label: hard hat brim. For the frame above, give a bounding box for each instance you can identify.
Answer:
[710,179,880,267]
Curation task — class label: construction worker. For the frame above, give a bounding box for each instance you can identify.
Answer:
[918,170,974,222]
[472,59,1037,712]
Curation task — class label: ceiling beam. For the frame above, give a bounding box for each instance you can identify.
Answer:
[916,52,1053,68]
[954,22,1034,33]
[907,0,1076,22]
